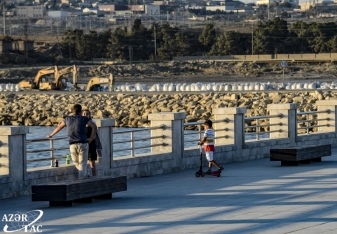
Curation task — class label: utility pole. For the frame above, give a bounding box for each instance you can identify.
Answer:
[268,0,270,21]
[23,20,28,64]
[252,24,254,55]
[154,25,156,61]
[3,6,5,35]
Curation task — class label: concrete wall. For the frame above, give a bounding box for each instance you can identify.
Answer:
[0,41,12,53]
[1,102,337,199]
[174,53,337,61]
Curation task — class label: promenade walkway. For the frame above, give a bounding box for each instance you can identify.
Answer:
[1,148,337,234]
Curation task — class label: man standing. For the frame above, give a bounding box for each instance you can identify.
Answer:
[47,104,97,178]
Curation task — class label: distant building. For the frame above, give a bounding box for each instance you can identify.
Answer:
[48,11,69,18]
[92,2,103,7]
[130,5,145,13]
[16,6,46,19]
[79,2,92,8]
[98,4,128,12]
[83,8,104,16]
[61,0,76,5]
[298,2,337,12]
[145,5,160,15]
[206,0,245,11]
[256,0,299,7]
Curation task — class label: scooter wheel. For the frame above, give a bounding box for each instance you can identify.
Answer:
[217,173,220,177]
[195,172,201,177]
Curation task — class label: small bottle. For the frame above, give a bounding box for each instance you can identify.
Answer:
[55,156,59,167]
[66,154,71,166]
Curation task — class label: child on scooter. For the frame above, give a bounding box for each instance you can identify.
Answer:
[198,119,224,174]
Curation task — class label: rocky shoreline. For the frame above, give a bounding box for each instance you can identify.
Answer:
[0,90,332,133]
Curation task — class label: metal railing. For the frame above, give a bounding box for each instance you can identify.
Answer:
[26,135,69,167]
[183,119,230,148]
[112,125,168,157]
[244,114,283,140]
[297,110,332,134]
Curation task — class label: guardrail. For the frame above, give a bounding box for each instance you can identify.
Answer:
[297,110,332,134]
[244,114,283,140]
[112,125,167,157]
[183,119,229,148]
[26,135,69,167]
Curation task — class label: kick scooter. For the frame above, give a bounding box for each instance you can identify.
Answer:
[195,145,220,178]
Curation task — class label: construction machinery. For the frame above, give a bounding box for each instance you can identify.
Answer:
[39,65,78,90]
[19,65,78,90]
[85,74,114,91]
[19,66,56,90]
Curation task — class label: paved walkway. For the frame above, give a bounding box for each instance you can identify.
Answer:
[1,148,337,234]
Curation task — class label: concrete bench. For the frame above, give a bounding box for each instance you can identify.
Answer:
[32,176,127,207]
[270,144,331,166]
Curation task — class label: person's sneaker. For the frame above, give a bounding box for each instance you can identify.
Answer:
[204,168,212,175]
[218,166,224,172]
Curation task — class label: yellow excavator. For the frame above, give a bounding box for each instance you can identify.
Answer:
[19,66,56,90]
[85,74,114,91]
[19,65,78,90]
[39,65,78,90]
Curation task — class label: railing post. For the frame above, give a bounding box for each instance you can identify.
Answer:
[131,131,134,157]
[212,107,246,148]
[148,112,186,170]
[93,118,115,176]
[0,126,29,198]
[267,104,298,143]
[148,112,186,153]
[50,139,54,167]
[316,100,337,132]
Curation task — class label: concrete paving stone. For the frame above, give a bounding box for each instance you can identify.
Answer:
[1,148,337,233]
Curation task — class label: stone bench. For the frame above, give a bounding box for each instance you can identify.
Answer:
[32,176,127,207]
[270,144,331,166]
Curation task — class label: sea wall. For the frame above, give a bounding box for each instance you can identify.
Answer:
[0,90,333,130]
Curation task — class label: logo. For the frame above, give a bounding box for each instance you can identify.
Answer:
[2,210,43,233]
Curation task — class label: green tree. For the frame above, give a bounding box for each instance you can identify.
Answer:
[253,18,289,54]
[308,22,337,53]
[157,26,192,60]
[129,19,151,60]
[209,31,250,55]
[61,30,81,60]
[289,21,313,53]
[198,23,216,53]
[96,30,111,58]
[107,27,129,60]
[329,36,337,52]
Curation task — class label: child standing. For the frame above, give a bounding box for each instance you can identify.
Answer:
[198,120,224,174]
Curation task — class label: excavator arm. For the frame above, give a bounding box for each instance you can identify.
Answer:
[55,65,78,89]
[19,66,55,89]
[39,65,78,90]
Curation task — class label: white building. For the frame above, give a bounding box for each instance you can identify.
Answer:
[83,8,104,16]
[48,10,69,18]
[145,5,160,15]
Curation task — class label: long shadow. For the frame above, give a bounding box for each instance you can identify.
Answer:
[2,149,337,233]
